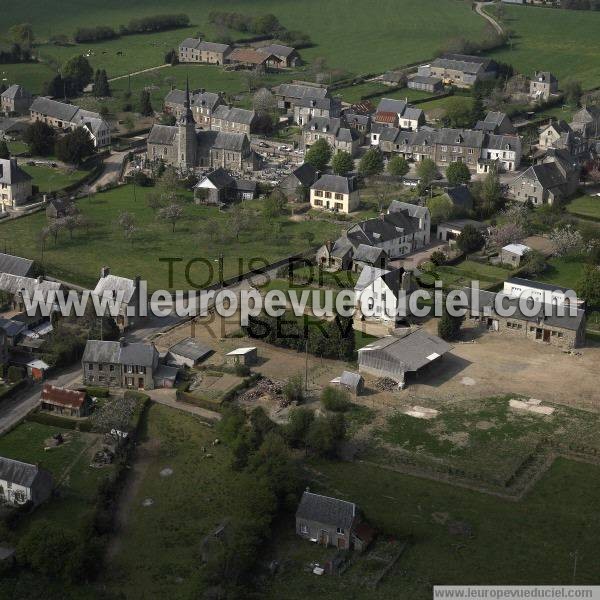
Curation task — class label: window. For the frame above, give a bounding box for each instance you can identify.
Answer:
[334,193,342,200]
[301,523,308,534]
[336,527,344,534]
[109,365,115,372]
[88,364,93,370]
[325,192,332,199]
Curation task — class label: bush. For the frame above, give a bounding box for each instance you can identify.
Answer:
[7,366,24,383]
[85,386,110,398]
[320,386,351,412]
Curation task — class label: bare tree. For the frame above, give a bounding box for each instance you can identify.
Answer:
[241,70,262,93]
[117,211,135,231]
[124,223,136,246]
[160,203,184,232]
[63,214,81,239]
[48,219,64,245]
[252,87,276,114]
[147,190,163,213]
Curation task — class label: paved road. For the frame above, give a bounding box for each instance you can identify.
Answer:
[88,150,130,192]
[475,2,504,35]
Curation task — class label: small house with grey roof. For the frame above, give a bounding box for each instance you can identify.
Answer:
[0,157,33,210]
[273,81,329,113]
[0,456,53,506]
[178,39,231,64]
[277,163,320,202]
[82,338,160,389]
[1,84,32,115]
[530,71,558,101]
[92,267,145,331]
[194,168,257,205]
[163,88,224,128]
[474,111,515,135]
[295,490,359,550]
[310,174,359,214]
[424,54,498,88]
[302,116,360,156]
[258,44,300,68]
[0,252,34,277]
[375,98,425,131]
[294,95,341,126]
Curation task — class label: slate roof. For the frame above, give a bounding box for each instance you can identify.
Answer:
[259,44,296,58]
[211,131,248,152]
[169,337,213,361]
[376,98,407,115]
[311,174,356,195]
[290,163,319,187]
[408,74,443,86]
[432,53,496,75]
[29,97,80,122]
[503,243,531,256]
[533,71,557,84]
[305,115,342,134]
[274,83,328,101]
[0,252,33,277]
[0,456,53,489]
[147,124,178,145]
[180,37,201,50]
[511,163,566,191]
[571,106,600,123]
[296,491,357,529]
[93,274,136,304]
[463,287,585,332]
[229,48,276,65]
[0,273,60,296]
[388,200,429,220]
[0,117,28,135]
[164,88,221,111]
[439,218,486,231]
[347,212,418,248]
[296,96,337,110]
[0,317,27,338]
[1,84,30,100]
[198,41,231,53]
[505,276,571,295]
[437,128,485,148]
[329,236,354,259]
[212,105,256,125]
[339,370,363,390]
[354,266,390,292]
[0,158,32,185]
[198,167,235,190]
[343,112,370,128]
[353,244,387,265]
[358,328,452,373]
[82,340,158,367]
[485,133,520,151]
[380,268,407,299]
[444,186,473,211]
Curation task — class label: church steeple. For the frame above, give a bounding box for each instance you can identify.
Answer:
[177,76,197,170]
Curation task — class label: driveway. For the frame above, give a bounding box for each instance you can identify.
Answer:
[390,241,448,270]
[144,388,221,421]
[88,150,129,192]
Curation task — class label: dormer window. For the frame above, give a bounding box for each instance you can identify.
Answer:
[456,135,462,143]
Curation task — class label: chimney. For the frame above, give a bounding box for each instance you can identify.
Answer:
[134,275,141,289]
[101,266,110,278]
[37,275,44,284]
[401,270,413,293]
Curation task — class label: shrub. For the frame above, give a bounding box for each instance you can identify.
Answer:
[320,386,351,412]
[7,366,24,383]
[85,386,110,398]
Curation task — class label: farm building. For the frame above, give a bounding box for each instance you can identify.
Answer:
[168,337,213,367]
[295,490,359,550]
[225,347,257,366]
[0,456,53,506]
[358,328,452,387]
[330,371,364,395]
[436,219,487,243]
[40,384,91,418]
[407,74,443,93]
[501,244,531,267]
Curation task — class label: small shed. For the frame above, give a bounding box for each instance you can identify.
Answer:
[26,358,50,381]
[40,384,90,418]
[168,337,213,367]
[225,347,258,366]
[352,522,376,553]
[501,243,531,267]
[153,364,179,388]
[331,371,364,396]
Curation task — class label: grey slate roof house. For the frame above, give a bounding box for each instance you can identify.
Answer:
[351,244,389,272]
[178,39,232,64]
[407,74,444,93]
[424,54,498,88]
[210,105,257,135]
[277,163,319,201]
[462,287,586,350]
[569,105,600,139]
[273,82,329,113]
[474,111,515,135]
[0,252,34,277]
[358,328,452,387]
[310,174,360,213]
[0,158,33,210]
[163,88,224,128]
[194,168,257,205]
[294,96,342,126]
[302,116,360,155]
[295,490,359,550]
[82,339,160,389]
[530,71,558,101]
[442,185,474,213]
[0,273,60,312]
[258,44,300,67]
[0,456,53,506]
[1,84,33,115]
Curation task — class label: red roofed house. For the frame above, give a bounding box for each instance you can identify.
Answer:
[40,384,91,418]
[374,111,399,126]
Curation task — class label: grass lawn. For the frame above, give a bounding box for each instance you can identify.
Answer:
[3,0,487,90]
[0,61,56,95]
[336,82,432,104]
[536,256,585,290]
[21,164,89,193]
[485,4,600,89]
[0,184,340,290]
[566,194,600,221]
[105,402,260,598]
[264,457,600,599]
[435,259,508,290]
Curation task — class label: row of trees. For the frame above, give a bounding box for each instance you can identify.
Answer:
[24,121,95,164]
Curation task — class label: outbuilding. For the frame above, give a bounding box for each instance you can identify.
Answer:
[168,337,213,367]
[225,347,258,366]
[330,370,365,395]
[501,243,531,267]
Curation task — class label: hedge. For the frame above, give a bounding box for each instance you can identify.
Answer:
[84,386,110,398]
[27,410,93,432]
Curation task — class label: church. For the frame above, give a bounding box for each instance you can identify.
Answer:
[147,81,258,173]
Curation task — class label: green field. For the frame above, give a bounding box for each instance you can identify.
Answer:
[264,457,600,599]
[0,184,339,290]
[435,259,508,290]
[21,164,89,193]
[566,194,600,220]
[336,82,432,104]
[2,0,489,95]
[537,256,585,290]
[486,4,600,89]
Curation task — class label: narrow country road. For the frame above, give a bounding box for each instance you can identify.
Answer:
[88,150,130,192]
[108,64,170,83]
[475,2,504,35]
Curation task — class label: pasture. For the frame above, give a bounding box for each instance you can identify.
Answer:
[0,184,340,290]
[566,194,600,221]
[486,4,600,89]
[21,164,90,193]
[2,0,488,93]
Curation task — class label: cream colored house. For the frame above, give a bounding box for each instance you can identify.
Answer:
[310,174,359,214]
[0,158,33,210]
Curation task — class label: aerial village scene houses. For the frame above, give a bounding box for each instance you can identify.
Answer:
[0,1,600,596]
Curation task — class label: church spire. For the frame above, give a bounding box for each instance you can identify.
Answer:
[179,76,194,125]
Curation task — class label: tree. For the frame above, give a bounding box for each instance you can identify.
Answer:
[358,148,384,176]
[520,250,547,277]
[456,224,485,254]
[549,224,583,257]
[564,80,583,107]
[263,189,287,218]
[284,407,314,449]
[93,69,111,97]
[230,204,249,241]
[252,87,276,114]
[470,92,485,125]
[0,141,9,159]
[577,264,600,308]
[55,127,95,165]
[304,138,332,171]
[23,121,56,156]
[164,48,179,65]
[306,414,346,457]
[438,306,463,341]
[63,55,93,93]
[430,250,447,266]
[139,90,154,116]
[283,374,304,404]
[488,222,526,249]
[9,23,34,46]
[159,203,184,232]
[479,168,502,216]
[387,155,409,177]
[427,194,454,225]
[117,211,135,233]
[446,161,471,186]
[443,97,473,128]
[241,70,262,93]
[320,386,351,412]
[331,150,353,176]
[416,158,438,191]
